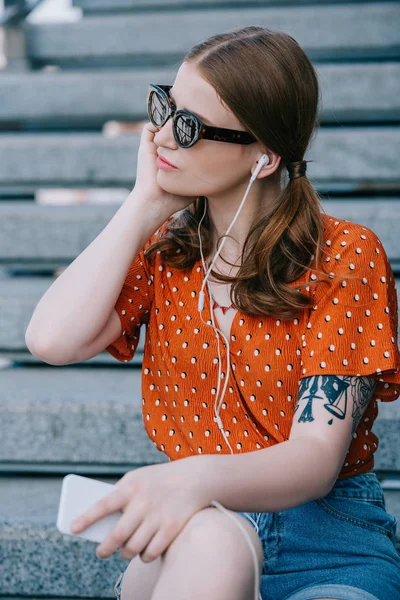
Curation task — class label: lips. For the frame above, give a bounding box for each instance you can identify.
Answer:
[157,154,177,168]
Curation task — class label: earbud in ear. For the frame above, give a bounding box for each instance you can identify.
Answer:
[258,154,270,167]
[250,153,270,182]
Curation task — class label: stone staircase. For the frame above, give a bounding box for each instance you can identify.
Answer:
[1,0,400,597]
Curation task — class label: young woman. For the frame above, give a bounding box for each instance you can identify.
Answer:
[29,26,400,600]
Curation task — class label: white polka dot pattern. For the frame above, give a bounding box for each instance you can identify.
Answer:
[301,218,400,406]
[106,214,400,480]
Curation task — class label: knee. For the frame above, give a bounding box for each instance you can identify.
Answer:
[178,506,264,570]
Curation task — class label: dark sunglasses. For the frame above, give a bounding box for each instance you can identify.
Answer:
[147,84,258,148]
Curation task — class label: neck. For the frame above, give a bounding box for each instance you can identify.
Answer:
[206,176,282,258]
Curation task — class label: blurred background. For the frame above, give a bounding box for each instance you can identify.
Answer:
[0,0,399,597]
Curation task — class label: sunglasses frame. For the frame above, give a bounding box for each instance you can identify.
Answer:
[147,84,258,148]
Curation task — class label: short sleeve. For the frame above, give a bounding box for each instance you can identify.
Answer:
[105,246,153,362]
[105,216,174,362]
[300,221,400,402]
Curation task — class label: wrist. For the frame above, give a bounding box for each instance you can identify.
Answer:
[188,454,223,508]
[128,189,173,225]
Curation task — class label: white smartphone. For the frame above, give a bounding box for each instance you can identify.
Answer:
[57,473,123,543]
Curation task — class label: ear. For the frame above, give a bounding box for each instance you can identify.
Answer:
[251,150,281,180]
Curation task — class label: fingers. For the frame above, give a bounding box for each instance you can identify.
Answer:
[71,487,122,534]
[96,501,148,559]
[137,525,170,563]
[120,516,159,561]
[122,515,179,563]
[141,121,159,139]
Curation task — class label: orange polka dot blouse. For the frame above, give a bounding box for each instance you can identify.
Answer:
[106,212,400,479]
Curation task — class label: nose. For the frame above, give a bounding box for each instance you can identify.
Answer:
[153,113,177,149]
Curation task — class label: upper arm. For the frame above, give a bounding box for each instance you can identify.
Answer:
[288,374,378,484]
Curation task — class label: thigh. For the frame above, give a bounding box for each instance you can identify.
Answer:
[113,553,163,600]
[114,506,264,600]
[163,505,264,599]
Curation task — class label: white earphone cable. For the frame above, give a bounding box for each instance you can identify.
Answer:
[196,154,269,600]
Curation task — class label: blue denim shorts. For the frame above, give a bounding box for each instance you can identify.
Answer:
[237,471,400,600]
[113,472,400,600]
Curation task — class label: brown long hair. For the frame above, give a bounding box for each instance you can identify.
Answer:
[145,26,359,320]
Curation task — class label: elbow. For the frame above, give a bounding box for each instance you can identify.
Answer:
[321,463,343,497]
[315,475,337,499]
[316,463,343,500]
[25,335,67,366]
[303,437,342,499]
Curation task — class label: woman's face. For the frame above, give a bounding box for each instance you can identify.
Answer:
[153,61,269,198]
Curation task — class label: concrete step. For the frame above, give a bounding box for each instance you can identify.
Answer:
[23,3,400,68]
[0,364,399,473]
[1,62,399,126]
[0,474,128,597]
[0,126,400,194]
[0,365,166,470]
[0,474,399,595]
[0,199,399,267]
[72,0,373,14]
[1,349,144,366]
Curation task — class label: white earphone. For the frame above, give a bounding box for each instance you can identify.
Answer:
[196,154,270,600]
[250,153,270,182]
[197,153,269,312]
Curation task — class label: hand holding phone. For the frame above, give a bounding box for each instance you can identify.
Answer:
[57,474,123,544]
[57,459,209,563]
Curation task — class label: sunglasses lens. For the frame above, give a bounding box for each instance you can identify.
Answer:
[147,87,201,147]
[174,114,201,147]
[148,89,169,127]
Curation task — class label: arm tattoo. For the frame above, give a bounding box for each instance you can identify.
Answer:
[294,375,378,435]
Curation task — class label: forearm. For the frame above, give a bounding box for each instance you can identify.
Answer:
[195,437,337,513]
[25,188,169,362]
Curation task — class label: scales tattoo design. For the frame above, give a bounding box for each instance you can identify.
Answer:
[295,375,377,432]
